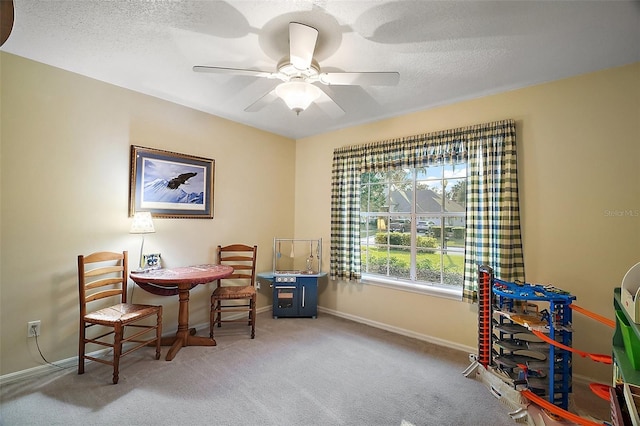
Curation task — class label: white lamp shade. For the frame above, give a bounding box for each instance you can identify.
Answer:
[129,211,155,234]
[275,81,322,114]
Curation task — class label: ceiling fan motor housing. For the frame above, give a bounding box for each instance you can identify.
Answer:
[276,59,320,82]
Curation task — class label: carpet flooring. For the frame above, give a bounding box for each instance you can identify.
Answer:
[0,311,610,425]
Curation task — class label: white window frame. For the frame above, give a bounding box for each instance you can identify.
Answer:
[359,166,466,300]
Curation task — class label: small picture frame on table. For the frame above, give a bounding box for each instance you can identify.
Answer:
[142,253,162,270]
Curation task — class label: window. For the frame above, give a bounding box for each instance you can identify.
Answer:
[330,119,524,303]
[360,164,466,294]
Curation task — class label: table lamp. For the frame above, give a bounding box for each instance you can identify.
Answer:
[129,211,155,269]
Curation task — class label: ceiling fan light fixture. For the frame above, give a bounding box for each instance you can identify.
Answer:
[275,81,322,115]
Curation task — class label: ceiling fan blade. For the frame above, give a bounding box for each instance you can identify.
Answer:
[193,66,274,79]
[244,89,279,112]
[319,72,400,86]
[289,22,318,71]
[315,89,345,118]
[0,0,14,47]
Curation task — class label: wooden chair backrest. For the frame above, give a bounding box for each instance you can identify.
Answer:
[78,251,128,316]
[216,244,257,287]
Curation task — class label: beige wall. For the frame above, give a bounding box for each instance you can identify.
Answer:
[296,62,640,382]
[2,51,639,383]
[0,53,295,375]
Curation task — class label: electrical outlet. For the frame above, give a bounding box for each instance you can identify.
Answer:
[255,281,261,290]
[27,320,41,337]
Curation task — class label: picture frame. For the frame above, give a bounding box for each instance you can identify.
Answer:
[142,253,162,270]
[129,145,214,219]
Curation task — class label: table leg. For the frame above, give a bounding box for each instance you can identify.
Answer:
[166,336,184,361]
[164,285,216,361]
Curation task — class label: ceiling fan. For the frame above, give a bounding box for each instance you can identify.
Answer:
[1,0,14,47]
[193,22,400,117]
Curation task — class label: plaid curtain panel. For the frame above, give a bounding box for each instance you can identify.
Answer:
[330,119,524,298]
[330,146,364,281]
[462,120,524,302]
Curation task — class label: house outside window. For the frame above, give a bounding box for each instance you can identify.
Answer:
[360,163,466,297]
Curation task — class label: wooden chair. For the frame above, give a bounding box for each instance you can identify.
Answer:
[210,244,257,339]
[78,251,162,384]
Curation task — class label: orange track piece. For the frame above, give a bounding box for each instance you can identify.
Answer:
[521,389,604,426]
[569,304,615,328]
[589,383,611,401]
[531,330,612,364]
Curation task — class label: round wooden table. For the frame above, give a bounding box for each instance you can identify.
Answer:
[130,264,233,361]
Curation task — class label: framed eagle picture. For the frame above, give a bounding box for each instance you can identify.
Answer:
[129,145,214,219]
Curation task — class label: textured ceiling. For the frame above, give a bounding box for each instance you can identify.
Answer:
[2,0,639,139]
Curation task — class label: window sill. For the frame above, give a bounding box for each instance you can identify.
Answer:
[360,274,463,301]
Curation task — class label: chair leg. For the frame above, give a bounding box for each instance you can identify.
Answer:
[210,295,256,339]
[78,322,86,375]
[209,297,222,339]
[250,296,256,339]
[155,308,162,360]
[112,324,123,384]
[210,296,218,338]
[215,299,222,328]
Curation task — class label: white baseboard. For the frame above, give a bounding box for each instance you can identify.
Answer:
[317,306,476,354]
[0,352,85,386]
